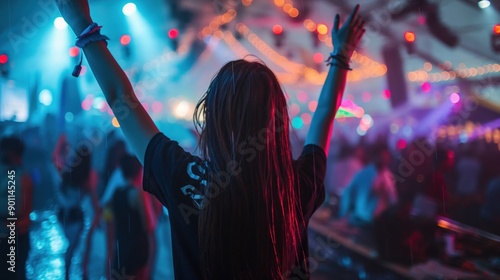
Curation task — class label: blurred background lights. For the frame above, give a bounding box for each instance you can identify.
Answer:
[112,117,120,127]
[122,3,137,16]
[39,89,53,106]
[292,116,303,129]
[173,100,190,119]
[53,17,68,29]
[478,0,490,9]
[64,112,74,123]
[120,35,131,45]
[450,92,460,103]
[68,47,79,57]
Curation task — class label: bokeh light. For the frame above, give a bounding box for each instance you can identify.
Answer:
[122,3,137,16]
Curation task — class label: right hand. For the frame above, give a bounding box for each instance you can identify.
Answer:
[331,4,365,59]
[55,0,93,35]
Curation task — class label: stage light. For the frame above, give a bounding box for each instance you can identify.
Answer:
[308,100,317,112]
[54,17,68,29]
[65,112,74,123]
[0,54,8,64]
[301,113,312,125]
[478,0,490,9]
[272,25,284,48]
[397,139,407,150]
[120,35,131,45]
[404,31,416,42]
[313,52,323,64]
[304,19,316,32]
[93,97,106,110]
[82,99,92,110]
[292,116,304,129]
[272,25,283,35]
[403,31,416,54]
[242,0,252,6]
[122,3,137,16]
[391,1,458,47]
[69,47,79,57]
[173,101,190,119]
[317,24,328,35]
[449,92,460,103]
[39,89,53,106]
[492,24,500,52]
[289,8,299,18]
[421,82,431,92]
[167,29,179,51]
[283,3,293,13]
[382,89,391,99]
[112,117,120,127]
[168,28,179,39]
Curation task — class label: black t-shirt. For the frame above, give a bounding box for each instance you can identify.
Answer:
[143,133,326,279]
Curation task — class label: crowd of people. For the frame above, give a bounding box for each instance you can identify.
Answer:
[1,119,499,278]
[0,121,166,279]
[324,136,500,264]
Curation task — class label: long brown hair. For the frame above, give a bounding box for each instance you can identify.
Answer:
[194,59,304,279]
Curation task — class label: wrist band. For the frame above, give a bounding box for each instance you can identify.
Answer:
[325,52,352,71]
[76,33,109,48]
[72,22,109,77]
[78,22,98,38]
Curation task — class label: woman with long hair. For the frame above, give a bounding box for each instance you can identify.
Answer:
[55,1,365,278]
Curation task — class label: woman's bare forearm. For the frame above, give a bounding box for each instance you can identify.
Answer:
[68,20,158,163]
[305,65,348,153]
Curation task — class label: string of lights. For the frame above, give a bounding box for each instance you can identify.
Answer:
[409,62,500,83]
[273,1,387,71]
[235,23,387,84]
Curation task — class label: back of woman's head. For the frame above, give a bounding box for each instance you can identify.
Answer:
[195,59,289,168]
[194,59,303,279]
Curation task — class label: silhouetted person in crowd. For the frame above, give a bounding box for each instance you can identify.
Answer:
[455,142,481,196]
[109,155,153,278]
[56,145,97,280]
[418,147,454,216]
[480,165,500,235]
[339,143,397,226]
[326,142,364,199]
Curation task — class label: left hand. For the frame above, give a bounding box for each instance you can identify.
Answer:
[331,4,365,58]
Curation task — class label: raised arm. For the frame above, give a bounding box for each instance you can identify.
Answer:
[305,5,365,155]
[55,0,159,164]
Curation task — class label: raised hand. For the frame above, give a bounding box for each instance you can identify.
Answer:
[54,0,93,35]
[331,4,365,58]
